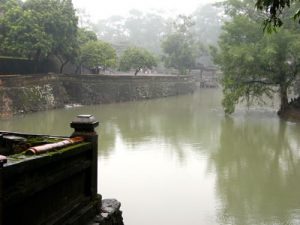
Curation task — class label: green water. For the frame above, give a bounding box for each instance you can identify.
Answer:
[1,89,300,225]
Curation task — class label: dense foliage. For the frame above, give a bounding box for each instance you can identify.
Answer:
[213,0,300,114]
[119,47,157,75]
[79,40,117,73]
[161,15,204,75]
[161,33,196,75]
[0,0,78,72]
[255,0,300,28]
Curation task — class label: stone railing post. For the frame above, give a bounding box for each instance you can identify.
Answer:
[70,115,99,198]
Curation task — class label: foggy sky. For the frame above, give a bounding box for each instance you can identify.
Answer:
[72,0,219,21]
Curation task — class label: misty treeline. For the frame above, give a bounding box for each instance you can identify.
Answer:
[91,5,224,74]
[91,5,223,55]
[0,0,224,75]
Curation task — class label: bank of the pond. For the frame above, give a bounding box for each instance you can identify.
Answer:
[0,74,196,118]
[276,96,300,121]
[280,108,300,121]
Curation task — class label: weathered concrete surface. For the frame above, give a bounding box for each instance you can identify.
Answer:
[0,74,196,118]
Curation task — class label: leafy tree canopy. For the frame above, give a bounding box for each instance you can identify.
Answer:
[212,0,300,114]
[0,0,78,72]
[79,40,117,73]
[161,15,202,75]
[77,28,97,46]
[255,0,300,29]
[0,0,52,59]
[161,33,196,75]
[74,28,98,74]
[119,47,157,75]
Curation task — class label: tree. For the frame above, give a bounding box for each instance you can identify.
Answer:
[0,0,52,60]
[77,28,97,46]
[0,0,78,73]
[161,33,196,75]
[255,0,300,28]
[161,15,198,75]
[79,40,117,74]
[212,0,300,115]
[24,0,78,73]
[119,47,157,75]
[74,28,98,74]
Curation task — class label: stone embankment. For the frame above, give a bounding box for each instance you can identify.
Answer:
[88,199,124,225]
[0,74,196,118]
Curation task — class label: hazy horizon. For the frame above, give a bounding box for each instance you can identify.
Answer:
[72,0,220,22]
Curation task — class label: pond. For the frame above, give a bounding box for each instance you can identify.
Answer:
[1,89,300,225]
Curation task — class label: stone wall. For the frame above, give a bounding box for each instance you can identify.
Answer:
[0,74,196,118]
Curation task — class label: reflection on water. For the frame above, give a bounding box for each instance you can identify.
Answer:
[1,89,300,225]
[213,118,300,225]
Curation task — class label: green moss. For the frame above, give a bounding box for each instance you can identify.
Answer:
[3,135,65,156]
[26,136,63,146]
[0,55,29,60]
[44,142,89,156]
[8,153,27,161]
[7,142,90,164]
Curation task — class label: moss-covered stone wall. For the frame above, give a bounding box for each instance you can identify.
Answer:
[0,74,196,118]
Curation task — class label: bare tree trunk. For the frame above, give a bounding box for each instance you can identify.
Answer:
[135,68,141,76]
[59,59,69,74]
[55,55,69,74]
[278,83,289,115]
